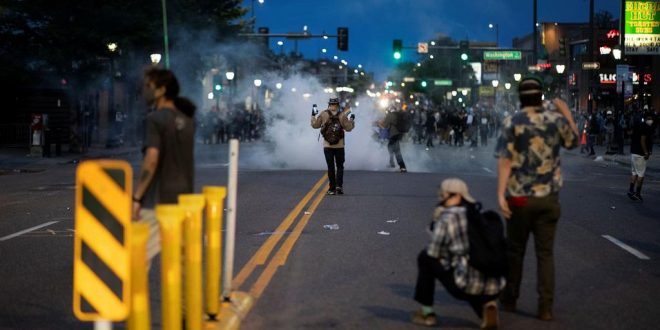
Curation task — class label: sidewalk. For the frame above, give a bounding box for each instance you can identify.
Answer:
[0,145,141,173]
[564,144,660,174]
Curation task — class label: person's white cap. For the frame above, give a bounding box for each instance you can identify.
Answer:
[440,178,475,203]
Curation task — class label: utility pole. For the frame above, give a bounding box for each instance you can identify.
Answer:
[533,0,538,65]
[587,0,594,115]
[161,0,170,68]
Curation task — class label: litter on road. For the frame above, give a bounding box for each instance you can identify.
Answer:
[323,224,339,230]
[377,231,390,236]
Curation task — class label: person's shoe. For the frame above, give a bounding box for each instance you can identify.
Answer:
[326,190,336,195]
[480,301,499,329]
[335,187,344,195]
[634,193,643,202]
[500,301,516,313]
[411,310,437,327]
[400,168,408,173]
[627,191,639,201]
[538,308,553,321]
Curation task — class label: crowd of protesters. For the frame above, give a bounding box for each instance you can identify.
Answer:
[196,103,266,144]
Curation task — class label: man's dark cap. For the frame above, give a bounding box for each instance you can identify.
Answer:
[328,98,340,105]
[518,77,543,95]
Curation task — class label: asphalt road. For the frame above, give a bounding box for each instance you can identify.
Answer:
[0,141,659,330]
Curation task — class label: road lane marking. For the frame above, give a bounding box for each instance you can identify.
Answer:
[233,175,327,289]
[482,167,493,173]
[602,235,650,260]
[0,221,60,241]
[250,180,327,299]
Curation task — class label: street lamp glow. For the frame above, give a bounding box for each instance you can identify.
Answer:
[417,62,421,67]
[451,91,458,96]
[461,53,468,61]
[555,64,566,74]
[613,48,622,60]
[275,83,282,89]
[421,81,428,87]
[358,64,362,69]
[323,34,329,40]
[258,0,264,3]
[333,55,338,60]
[489,23,494,29]
[354,69,359,74]
[277,40,284,46]
[514,73,522,81]
[461,89,468,96]
[291,87,297,92]
[430,55,434,59]
[492,80,499,88]
[225,71,235,80]
[431,41,436,46]
[253,79,262,87]
[458,97,463,103]
[107,42,118,52]
[207,92,214,100]
[322,48,327,53]
[504,83,512,90]
[150,53,162,64]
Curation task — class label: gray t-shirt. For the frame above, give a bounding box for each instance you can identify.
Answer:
[142,107,195,208]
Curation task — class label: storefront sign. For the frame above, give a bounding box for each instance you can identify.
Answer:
[625,1,660,55]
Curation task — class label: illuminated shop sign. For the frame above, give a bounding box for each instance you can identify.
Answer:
[625,1,660,55]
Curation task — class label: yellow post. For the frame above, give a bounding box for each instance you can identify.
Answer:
[179,194,206,330]
[156,204,184,330]
[128,223,151,330]
[202,186,227,319]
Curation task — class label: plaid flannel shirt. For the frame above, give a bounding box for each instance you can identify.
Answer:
[427,205,506,296]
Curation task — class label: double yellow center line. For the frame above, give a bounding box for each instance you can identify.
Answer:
[233,175,328,299]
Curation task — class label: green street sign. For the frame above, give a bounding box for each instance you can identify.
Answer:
[434,80,453,86]
[483,51,522,60]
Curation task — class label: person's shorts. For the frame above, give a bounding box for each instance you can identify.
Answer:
[137,208,161,262]
[631,154,648,177]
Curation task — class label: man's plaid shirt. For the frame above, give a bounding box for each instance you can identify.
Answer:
[427,205,506,296]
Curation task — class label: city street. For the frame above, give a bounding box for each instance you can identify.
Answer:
[1,141,659,329]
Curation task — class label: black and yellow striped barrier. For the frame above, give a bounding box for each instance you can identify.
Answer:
[73,160,133,322]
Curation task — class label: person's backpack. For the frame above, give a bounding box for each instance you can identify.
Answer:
[465,203,508,278]
[396,111,412,133]
[321,110,345,145]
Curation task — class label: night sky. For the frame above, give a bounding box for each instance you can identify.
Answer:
[248,0,621,80]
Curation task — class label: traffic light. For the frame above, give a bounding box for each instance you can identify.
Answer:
[212,75,222,95]
[559,37,567,57]
[421,81,428,88]
[459,40,469,61]
[337,27,349,51]
[393,39,402,60]
[258,27,269,48]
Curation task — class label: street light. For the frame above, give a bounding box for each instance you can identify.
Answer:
[555,64,566,74]
[505,83,512,90]
[492,80,500,88]
[514,73,522,82]
[461,89,468,96]
[276,83,282,89]
[150,53,162,65]
[226,71,235,80]
[613,48,622,60]
[253,79,262,87]
[451,91,458,96]
[107,42,118,52]
[488,23,499,47]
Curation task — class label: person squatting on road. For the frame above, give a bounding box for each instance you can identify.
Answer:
[412,178,505,329]
[627,111,655,202]
[311,97,355,195]
[132,68,196,259]
[495,77,579,321]
[380,107,409,172]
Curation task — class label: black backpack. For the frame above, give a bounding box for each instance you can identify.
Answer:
[321,110,345,145]
[396,111,412,133]
[465,203,508,277]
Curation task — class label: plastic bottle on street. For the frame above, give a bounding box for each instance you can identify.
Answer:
[323,224,339,230]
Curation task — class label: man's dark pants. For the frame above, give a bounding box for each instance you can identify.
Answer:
[414,251,498,317]
[387,134,406,169]
[323,147,344,190]
[501,194,561,312]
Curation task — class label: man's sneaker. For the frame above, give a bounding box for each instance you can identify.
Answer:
[400,168,408,173]
[627,191,639,201]
[411,310,437,327]
[481,301,499,329]
[634,193,643,202]
[336,187,344,195]
[326,190,336,195]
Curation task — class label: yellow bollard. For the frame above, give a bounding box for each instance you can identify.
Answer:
[202,186,227,319]
[179,194,206,330]
[128,223,151,330]
[156,204,184,330]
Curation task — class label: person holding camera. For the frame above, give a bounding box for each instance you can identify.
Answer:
[495,77,578,321]
[311,97,355,195]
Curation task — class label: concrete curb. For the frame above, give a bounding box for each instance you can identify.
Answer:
[205,291,254,330]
